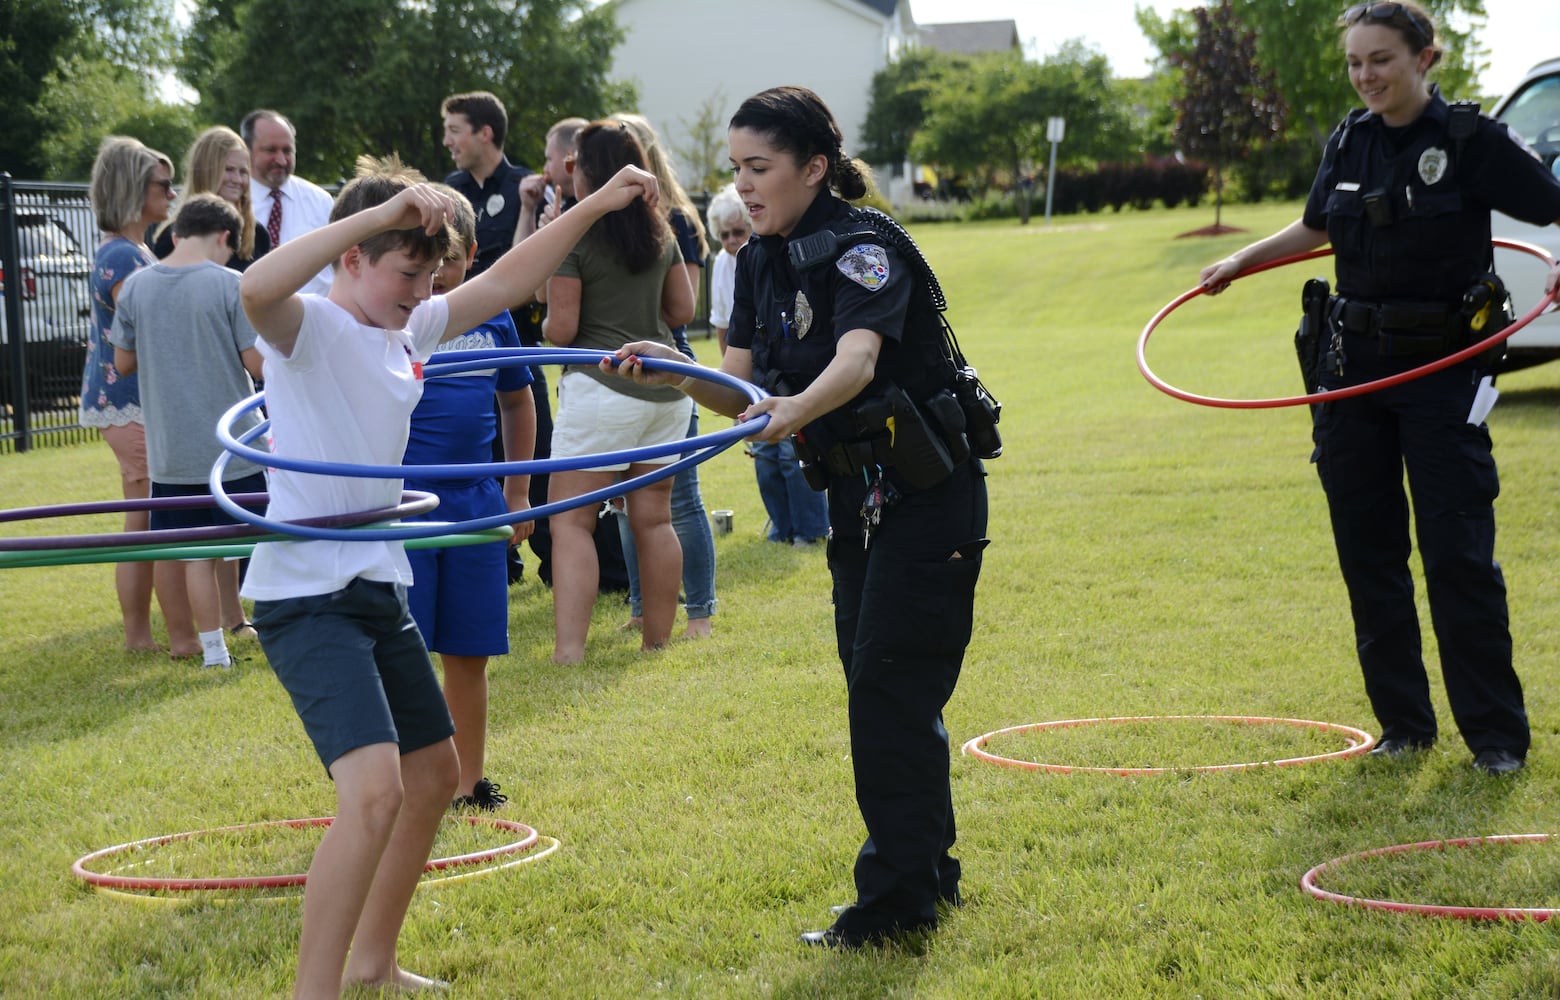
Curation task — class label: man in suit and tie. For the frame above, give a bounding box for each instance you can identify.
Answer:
[241,109,335,295]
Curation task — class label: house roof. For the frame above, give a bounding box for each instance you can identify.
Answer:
[854,0,898,16]
[919,19,1021,55]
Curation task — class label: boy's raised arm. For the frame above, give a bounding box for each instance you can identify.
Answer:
[443,165,659,340]
[241,185,458,355]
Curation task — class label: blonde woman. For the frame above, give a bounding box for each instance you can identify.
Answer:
[84,135,198,656]
[153,126,270,270]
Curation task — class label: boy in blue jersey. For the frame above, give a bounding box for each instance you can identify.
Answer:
[404,185,535,810]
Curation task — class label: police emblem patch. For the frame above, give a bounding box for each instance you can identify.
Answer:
[486,193,505,217]
[792,290,813,339]
[837,244,890,291]
[1418,147,1449,185]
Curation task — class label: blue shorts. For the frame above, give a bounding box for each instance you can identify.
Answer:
[253,578,455,774]
[404,478,510,657]
[149,472,268,531]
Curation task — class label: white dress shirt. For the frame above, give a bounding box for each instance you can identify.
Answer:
[252,175,336,295]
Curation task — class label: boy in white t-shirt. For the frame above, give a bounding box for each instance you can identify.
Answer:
[239,155,659,999]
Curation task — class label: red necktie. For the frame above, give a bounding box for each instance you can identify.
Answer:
[266,192,283,246]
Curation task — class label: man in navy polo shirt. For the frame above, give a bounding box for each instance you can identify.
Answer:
[440,91,532,276]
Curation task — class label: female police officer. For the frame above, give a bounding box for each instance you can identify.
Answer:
[1200,2,1560,775]
[608,85,989,947]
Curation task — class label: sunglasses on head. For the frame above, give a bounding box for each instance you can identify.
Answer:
[1343,3,1432,45]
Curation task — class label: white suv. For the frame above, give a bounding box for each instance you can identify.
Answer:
[0,213,92,401]
[1491,56,1560,371]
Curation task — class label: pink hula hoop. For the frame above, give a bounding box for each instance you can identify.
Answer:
[1137,238,1559,409]
[961,715,1376,775]
[1301,834,1560,920]
[71,815,540,892]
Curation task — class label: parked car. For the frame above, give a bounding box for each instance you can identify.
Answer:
[1491,56,1560,371]
[0,213,93,401]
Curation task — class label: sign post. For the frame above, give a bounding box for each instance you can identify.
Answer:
[1045,116,1065,226]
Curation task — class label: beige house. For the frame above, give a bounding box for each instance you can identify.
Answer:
[608,0,1021,202]
[607,0,917,191]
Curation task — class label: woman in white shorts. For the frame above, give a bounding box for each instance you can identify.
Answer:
[541,120,695,663]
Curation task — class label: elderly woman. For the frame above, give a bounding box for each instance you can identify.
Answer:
[83,135,196,656]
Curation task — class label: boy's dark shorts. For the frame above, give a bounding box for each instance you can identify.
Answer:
[149,472,268,531]
[253,578,454,774]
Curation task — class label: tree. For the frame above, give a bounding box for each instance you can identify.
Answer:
[34,55,198,181]
[858,48,969,166]
[672,90,729,195]
[911,45,1141,223]
[1171,1,1285,229]
[2,0,181,179]
[179,0,635,184]
[1142,0,1489,200]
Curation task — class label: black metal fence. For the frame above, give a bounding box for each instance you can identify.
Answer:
[1,174,98,453]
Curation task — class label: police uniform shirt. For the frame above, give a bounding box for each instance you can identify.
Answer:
[727,191,914,399]
[1303,86,1560,302]
[445,156,533,277]
[729,191,947,527]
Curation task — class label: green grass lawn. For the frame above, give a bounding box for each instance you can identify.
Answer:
[6,201,1560,998]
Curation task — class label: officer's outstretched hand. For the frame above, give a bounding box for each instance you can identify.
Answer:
[606,340,686,388]
[1199,257,1242,295]
[739,394,808,443]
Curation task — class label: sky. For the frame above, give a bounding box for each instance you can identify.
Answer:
[905,0,1560,100]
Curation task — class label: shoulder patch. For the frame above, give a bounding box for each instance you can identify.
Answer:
[836,243,890,291]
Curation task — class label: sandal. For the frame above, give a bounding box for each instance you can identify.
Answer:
[229,621,259,641]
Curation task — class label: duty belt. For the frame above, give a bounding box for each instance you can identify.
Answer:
[1329,297,1461,356]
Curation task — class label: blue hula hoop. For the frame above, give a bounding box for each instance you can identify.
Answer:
[211,347,770,542]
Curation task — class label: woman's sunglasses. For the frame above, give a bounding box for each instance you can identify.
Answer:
[1343,3,1432,45]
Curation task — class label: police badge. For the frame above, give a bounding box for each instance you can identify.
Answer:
[792,291,813,339]
[1418,147,1449,185]
[837,244,890,291]
[486,193,505,217]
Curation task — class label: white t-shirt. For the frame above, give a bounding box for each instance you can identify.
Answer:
[709,249,737,329]
[241,294,450,601]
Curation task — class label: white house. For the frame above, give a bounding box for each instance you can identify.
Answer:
[607,0,918,191]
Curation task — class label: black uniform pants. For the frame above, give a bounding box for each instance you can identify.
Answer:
[1315,345,1528,756]
[825,459,987,936]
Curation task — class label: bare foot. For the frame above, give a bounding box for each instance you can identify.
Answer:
[552,648,584,665]
[618,616,643,632]
[125,641,162,655]
[683,619,712,640]
[344,966,449,994]
[169,645,203,660]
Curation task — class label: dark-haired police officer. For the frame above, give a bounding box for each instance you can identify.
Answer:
[608,85,992,948]
[1201,2,1560,775]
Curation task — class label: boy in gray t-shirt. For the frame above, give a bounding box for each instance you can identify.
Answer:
[110,193,266,667]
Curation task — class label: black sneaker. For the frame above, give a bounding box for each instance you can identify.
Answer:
[451,777,508,811]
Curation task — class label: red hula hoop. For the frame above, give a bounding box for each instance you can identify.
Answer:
[1138,239,1559,409]
[961,715,1376,775]
[71,815,540,892]
[1301,834,1560,920]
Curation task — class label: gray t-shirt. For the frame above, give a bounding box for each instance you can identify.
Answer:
[555,229,685,403]
[109,260,263,483]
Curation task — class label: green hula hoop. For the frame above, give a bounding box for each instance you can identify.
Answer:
[0,524,512,570]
